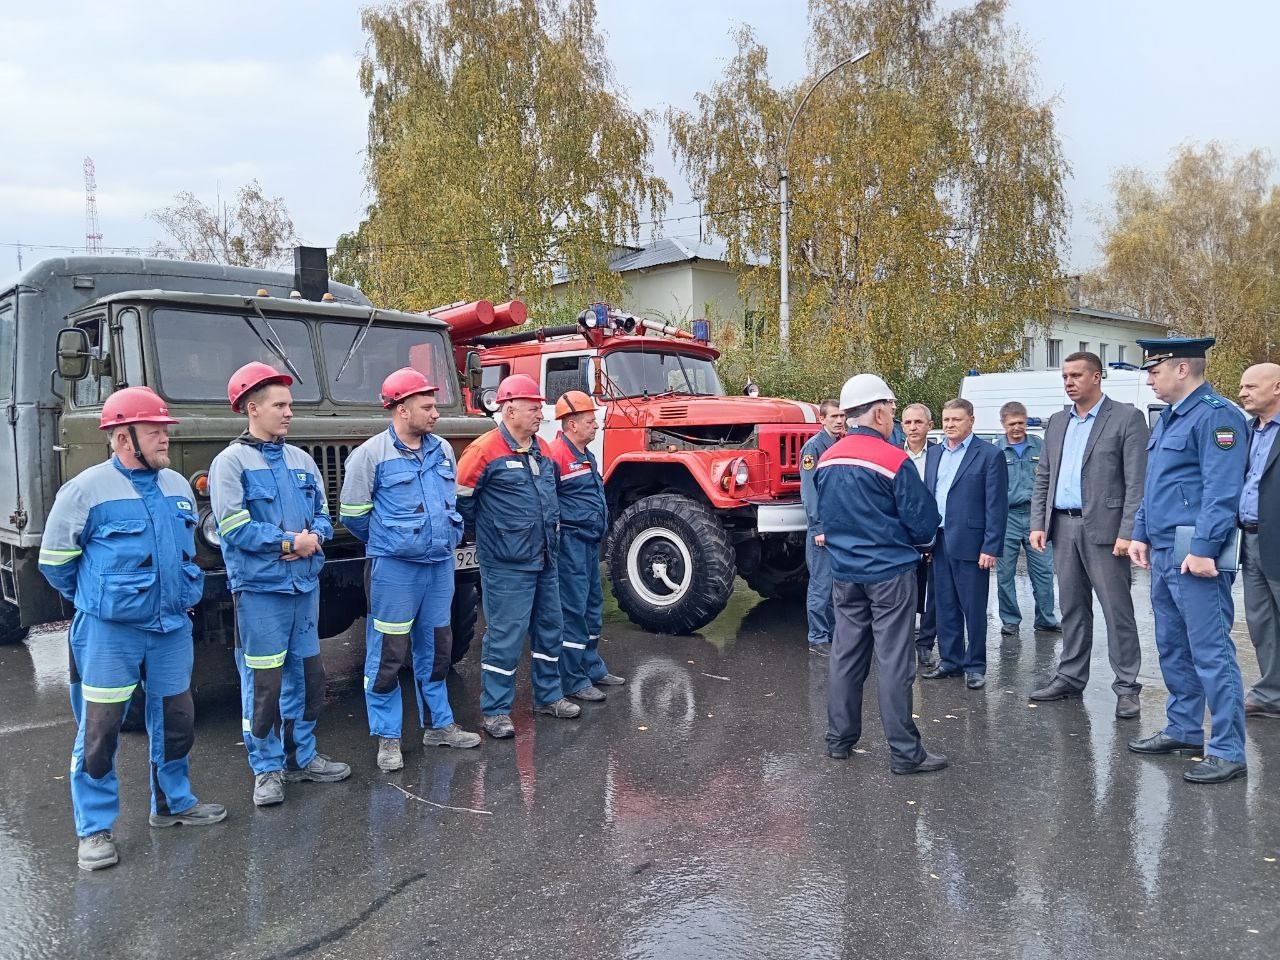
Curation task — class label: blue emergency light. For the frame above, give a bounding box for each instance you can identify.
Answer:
[591,303,609,328]
[692,319,710,342]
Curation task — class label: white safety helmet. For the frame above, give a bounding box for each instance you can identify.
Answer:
[838,374,896,411]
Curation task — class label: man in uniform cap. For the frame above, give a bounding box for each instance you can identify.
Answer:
[816,375,946,774]
[1127,338,1250,784]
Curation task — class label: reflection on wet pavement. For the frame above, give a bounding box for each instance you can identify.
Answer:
[0,569,1276,960]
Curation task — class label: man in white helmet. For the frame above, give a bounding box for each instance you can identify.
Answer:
[814,374,948,775]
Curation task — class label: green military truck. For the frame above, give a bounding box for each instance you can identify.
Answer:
[0,252,488,676]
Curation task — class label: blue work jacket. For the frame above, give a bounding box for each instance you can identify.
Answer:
[548,433,607,543]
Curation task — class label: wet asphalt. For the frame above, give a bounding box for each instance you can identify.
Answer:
[1,567,1278,960]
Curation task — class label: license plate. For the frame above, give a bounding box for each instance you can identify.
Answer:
[455,545,478,570]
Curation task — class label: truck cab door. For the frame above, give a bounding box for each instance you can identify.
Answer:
[59,311,113,480]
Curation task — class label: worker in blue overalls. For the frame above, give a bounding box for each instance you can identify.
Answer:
[340,367,481,772]
[547,390,626,701]
[1127,338,1249,784]
[799,399,846,655]
[210,362,350,807]
[996,400,1059,635]
[40,387,226,871]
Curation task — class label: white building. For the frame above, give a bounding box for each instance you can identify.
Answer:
[1017,304,1168,371]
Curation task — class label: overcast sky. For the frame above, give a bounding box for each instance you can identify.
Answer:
[2,0,1278,277]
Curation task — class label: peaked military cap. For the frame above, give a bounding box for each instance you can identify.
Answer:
[1136,336,1216,371]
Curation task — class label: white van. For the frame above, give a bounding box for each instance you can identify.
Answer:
[959,367,1168,433]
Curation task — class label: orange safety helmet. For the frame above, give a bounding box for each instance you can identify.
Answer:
[494,373,545,404]
[99,387,180,430]
[380,367,438,409]
[554,390,598,419]
[228,361,293,413]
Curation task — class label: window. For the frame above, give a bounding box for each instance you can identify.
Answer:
[0,300,13,399]
[1020,337,1034,370]
[153,308,321,403]
[1117,345,1127,364]
[320,322,456,406]
[1098,343,1109,366]
[1047,338,1062,369]
[605,349,724,398]
[70,315,113,408]
[1078,340,1090,354]
[544,355,589,404]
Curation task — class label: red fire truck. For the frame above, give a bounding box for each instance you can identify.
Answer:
[440,301,820,635]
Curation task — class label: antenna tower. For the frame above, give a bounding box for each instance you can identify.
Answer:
[83,157,103,253]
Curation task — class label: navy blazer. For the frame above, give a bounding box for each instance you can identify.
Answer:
[925,435,1009,561]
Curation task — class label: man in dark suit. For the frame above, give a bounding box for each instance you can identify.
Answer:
[1238,362,1280,719]
[922,398,1008,689]
[1029,351,1149,718]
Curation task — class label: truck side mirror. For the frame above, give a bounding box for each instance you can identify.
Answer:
[56,328,91,381]
[465,351,483,391]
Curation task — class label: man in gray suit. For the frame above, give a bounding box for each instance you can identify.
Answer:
[1029,351,1149,718]
[1238,362,1280,718]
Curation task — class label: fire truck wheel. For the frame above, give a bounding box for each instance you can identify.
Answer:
[450,579,480,665]
[607,494,736,635]
[741,540,809,601]
[0,602,25,645]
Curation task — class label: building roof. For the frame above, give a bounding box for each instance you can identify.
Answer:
[607,237,728,273]
[1056,304,1168,329]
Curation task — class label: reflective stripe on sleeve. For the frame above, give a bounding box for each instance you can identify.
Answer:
[81,682,137,704]
[39,548,82,566]
[243,651,287,670]
[339,502,374,517]
[219,510,252,535]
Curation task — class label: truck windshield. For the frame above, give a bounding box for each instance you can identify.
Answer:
[606,350,723,398]
[152,308,321,403]
[319,323,457,406]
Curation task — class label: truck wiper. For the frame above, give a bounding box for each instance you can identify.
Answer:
[334,307,378,383]
[244,300,304,383]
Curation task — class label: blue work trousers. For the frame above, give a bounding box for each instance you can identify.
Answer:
[933,532,992,676]
[479,562,565,714]
[557,534,610,695]
[805,532,834,646]
[233,589,324,775]
[68,611,198,836]
[996,506,1057,628]
[1150,547,1247,763]
[364,556,455,738]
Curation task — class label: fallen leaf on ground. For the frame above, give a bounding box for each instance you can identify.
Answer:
[906,800,917,805]
[637,726,649,731]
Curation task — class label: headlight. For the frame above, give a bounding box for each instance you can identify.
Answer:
[734,459,750,485]
[480,387,500,414]
[198,509,221,548]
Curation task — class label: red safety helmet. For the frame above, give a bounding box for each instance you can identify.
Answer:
[99,387,180,431]
[494,374,545,404]
[228,361,293,413]
[553,390,598,419]
[380,367,438,409]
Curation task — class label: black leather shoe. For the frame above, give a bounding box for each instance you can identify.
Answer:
[922,667,962,680]
[892,752,949,775]
[1183,756,1247,784]
[1030,677,1083,701]
[1127,732,1202,755]
[1000,623,1019,637]
[916,649,939,669]
[1035,623,1062,634]
[1115,694,1140,719]
[965,673,986,689]
[827,745,851,760]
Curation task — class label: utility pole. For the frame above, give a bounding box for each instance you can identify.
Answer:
[84,157,103,254]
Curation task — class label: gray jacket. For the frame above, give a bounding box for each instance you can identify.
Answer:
[1030,394,1149,545]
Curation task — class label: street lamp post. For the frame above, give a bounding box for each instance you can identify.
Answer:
[778,48,872,356]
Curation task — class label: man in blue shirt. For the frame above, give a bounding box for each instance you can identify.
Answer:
[1237,362,1280,719]
[799,400,846,654]
[1128,338,1248,784]
[995,401,1058,636]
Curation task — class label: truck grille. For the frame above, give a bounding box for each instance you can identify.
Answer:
[305,443,354,519]
[775,431,803,469]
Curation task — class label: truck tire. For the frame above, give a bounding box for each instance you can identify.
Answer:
[741,539,809,601]
[450,579,480,665]
[606,493,736,635]
[0,603,25,645]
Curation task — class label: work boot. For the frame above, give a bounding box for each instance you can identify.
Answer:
[483,714,515,739]
[77,831,119,872]
[595,673,627,686]
[422,723,481,749]
[284,754,352,783]
[149,801,228,828]
[253,770,285,807]
[377,737,404,772]
[534,698,581,719]
[568,684,606,702]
